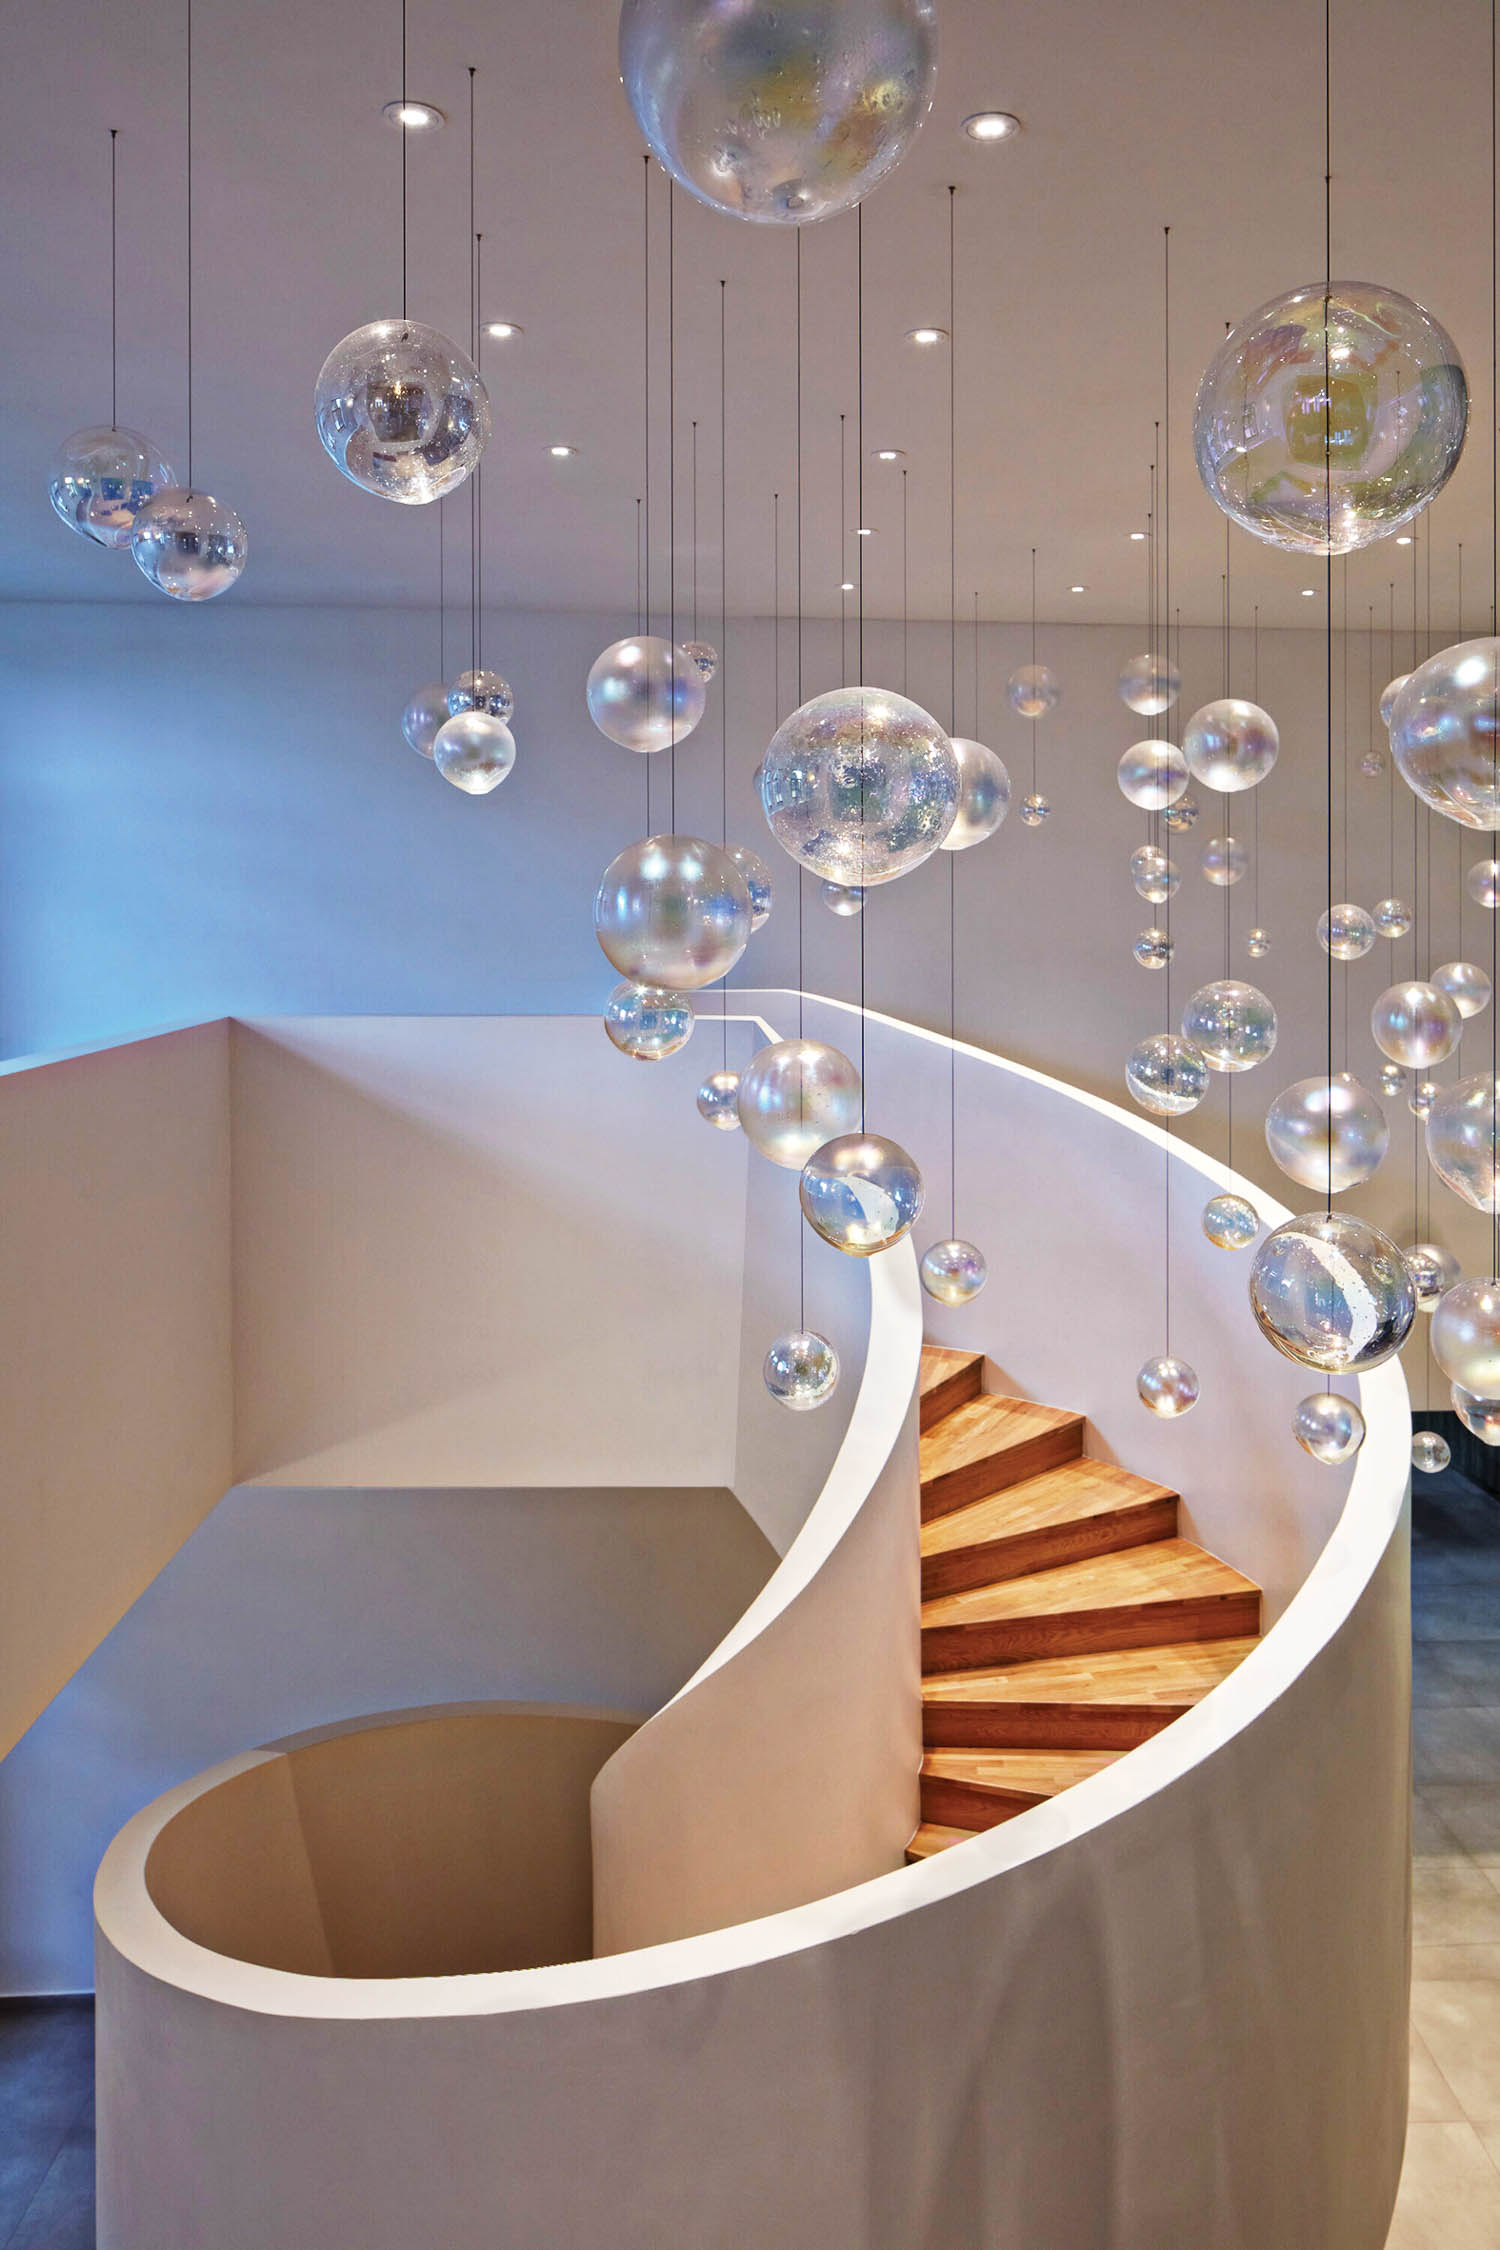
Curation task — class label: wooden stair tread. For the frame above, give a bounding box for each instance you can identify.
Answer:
[906,1823,976,1860]
[922,1638,1259,1707]
[922,1538,1257,1631]
[919,1345,985,1432]
[921,1459,1177,1558]
[922,1394,1084,1482]
[922,1748,1122,1795]
[920,1345,983,1398]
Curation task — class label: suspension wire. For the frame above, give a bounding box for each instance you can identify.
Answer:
[901,468,910,695]
[1162,226,1173,1357]
[668,180,677,831]
[720,281,729,1069]
[1323,0,1334,1226]
[400,0,408,319]
[109,129,119,429]
[467,75,477,678]
[475,232,484,671]
[691,420,699,644]
[185,0,194,484]
[635,497,643,634]
[1029,548,1038,798]
[795,234,805,1043]
[856,204,867,1124]
[1388,583,1397,897]
[947,183,957,1236]
[1252,604,1261,934]
[973,591,980,735]
[642,155,651,833]
[438,497,445,678]
[1492,0,1498,1282]
[839,413,848,688]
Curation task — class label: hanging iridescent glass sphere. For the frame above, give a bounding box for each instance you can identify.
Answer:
[941,738,1010,849]
[1181,980,1277,1072]
[696,1070,742,1129]
[402,681,450,760]
[448,668,515,721]
[432,711,516,793]
[725,842,774,930]
[587,636,707,752]
[1370,980,1462,1069]
[1182,699,1279,792]
[594,834,752,990]
[1379,674,1410,728]
[1137,1356,1199,1416]
[1201,835,1247,886]
[1412,1428,1453,1474]
[1133,928,1173,970]
[1410,1080,1438,1119]
[683,639,718,680]
[1125,1034,1209,1117]
[1426,1074,1500,1211]
[737,1039,862,1167]
[1019,794,1051,826]
[1372,896,1414,939]
[1389,639,1500,829]
[1247,928,1272,959]
[799,1132,924,1256]
[1432,1277,1500,1395]
[1118,653,1181,717]
[1006,664,1060,718]
[603,980,694,1059]
[759,685,958,883]
[314,320,490,502]
[1359,750,1386,778]
[1264,1073,1388,1192]
[820,880,865,916]
[1433,960,1492,1019]
[919,1239,988,1306]
[1249,1211,1416,1372]
[1117,739,1188,811]
[1318,902,1376,960]
[1292,1392,1367,1465]
[1163,794,1200,831]
[1469,860,1500,909]
[1405,1240,1461,1311]
[764,1329,840,1410]
[1379,1062,1406,1096]
[1202,1192,1259,1250]
[130,488,248,600]
[49,425,175,547]
[1130,845,1179,903]
[1453,1383,1500,1444]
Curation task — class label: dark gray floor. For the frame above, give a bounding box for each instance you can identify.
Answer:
[0,2001,93,2250]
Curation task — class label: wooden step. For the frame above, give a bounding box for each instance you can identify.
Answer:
[921,1394,1086,1523]
[922,1638,1260,1748]
[905,1822,976,1862]
[919,1345,985,1432]
[920,1540,1262,1674]
[920,1459,1179,1596]
[920,1747,1123,1831]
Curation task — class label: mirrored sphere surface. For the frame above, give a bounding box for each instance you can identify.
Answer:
[725,841,774,930]
[759,685,958,883]
[1118,652,1181,716]
[1370,979,1462,1069]
[1410,1080,1438,1119]
[402,681,449,759]
[1390,638,1500,829]
[1379,673,1410,728]
[130,488,248,600]
[1413,1428,1453,1474]
[587,636,707,752]
[1130,845,1179,903]
[313,320,490,503]
[595,834,752,989]
[763,1329,840,1411]
[620,0,938,226]
[1163,794,1200,831]
[1193,280,1468,553]
[1292,1391,1367,1465]
[1470,859,1500,908]
[1137,1356,1199,1416]
[603,980,694,1059]
[1183,698,1279,792]
[820,880,864,915]
[1247,927,1272,958]
[1019,793,1051,826]
[432,711,516,793]
[1202,834,1248,886]
[696,1069,742,1128]
[1433,1278,1500,1395]
[1202,1192,1259,1250]
[1372,895,1413,939]
[1126,1033,1209,1116]
[799,1131,924,1257]
[919,1238,988,1305]
[1406,1240,1462,1310]
[50,425,175,547]
[683,639,718,680]
[1452,1384,1500,1444]
[1433,959,1492,1018]
[1318,902,1377,960]
[1265,1072,1389,1192]
[1133,927,1173,970]
[1181,979,1277,1072]
[1118,738,1188,810]
[941,737,1010,849]
[447,667,514,721]
[1006,664,1060,718]
[1249,1211,1416,1372]
[1426,1074,1500,1211]
[737,1038,862,1167]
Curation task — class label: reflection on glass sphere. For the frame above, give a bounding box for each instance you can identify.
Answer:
[587,636,707,752]
[1118,652,1181,716]
[1006,664,1060,718]
[1360,750,1386,777]
[683,639,718,681]
[1412,1428,1453,1474]
[1406,1240,1462,1311]
[1183,698,1279,792]
[1193,280,1468,553]
[759,684,958,883]
[1372,895,1413,939]
[1202,834,1247,886]
[130,488,248,600]
[1163,794,1200,831]
[696,1069,742,1128]
[1133,927,1173,970]
[1433,1277,1500,1396]
[313,320,489,503]
[1247,927,1272,958]
[799,1131,924,1256]
[1292,1391,1367,1465]
[1318,902,1377,960]
[725,841,774,930]
[738,1038,862,1167]
[432,710,516,793]
[1370,979,1462,1069]
[920,1238,987,1305]
[1264,1072,1388,1191]
[1389,638,1500,829]
[1118,738,1188,810]
[1181,979,1277,1072]
[1130,845,1179,903]
[820,880,865,916]
[941,737,1010,849]
[448,668,514,721]
[1137,1356,1199,1416]
[49,425,175,547]
[1019,793,1051,826]
[1202,1192,1259,1250]
[620,0,938,225]
[1452,1383,1500,1443]
[402,681,449,759]
[1426,1074,1500,1211]
[595,834,752,989]
[1249,1210,1415,1372]
[1433,959,1492,1018]
[1379,673,1410,728]
[1380,1062,1406,1096]
[1126,1033,1209,1116]
[1469,860,1500,908]
[764,1329,840,1411]
[1410,1079,1438,1118]
[603,979,694,1060]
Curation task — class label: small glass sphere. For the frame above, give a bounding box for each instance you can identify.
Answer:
[1433,959,1492,1019]
[603,980,694,1060]
[799,1132,924,1257]
[683,639,718,681]
[920,1238,988,1306]
[1130,845,1179,904]
[1117,738,1188,811]
[1412,1429,1453,1475]
[1318,902,1377,960]
[1452,1383,1500,1444]
[1406,1241,1462,1311]
[130,488,248,600]
[1292,1391,1367,1465]
[1469,859,1500,908]
[1193,280,1468,554]
[447,668,514,721]
[1018,793,1051,827]
[1390,637,1500,829]
[1163,794,1200,831]
[1118,652,1181,717]
[1182,698,1279,792]
[1433,1277,1500,1395]
[432,710,516,793]
[759,685,958,884]
[1426,1073,1500,1211]
[1246,927,1272,959]
[1202,1192,1259,1250]
[1379,1062,1406,1096]
[737,1039,862,1168]
[1137,1355,1199,1416]
[595,834,752,990]
[696,1069,742,1129]
[1264,1072,1389,1192]
[1006,664,1060,718]
[620,0,938,226]
[313,320,489,503]
[1372,896,1413,939]
[1201,834,1248,886]
[1133,927,1173,970]
[820,880,865,916]
[587,636,707,753]
[1126,1033,1209,1117]
[1359,750,1386,778]
[1379,673,1410,728]
[940,738,1010,850]
[1370,979,1462,1069]
[1410,1079,1438,1119]
[1181,979,1277,1072]
[1249,1210,1415,1372]
[763,1330,840,1412]
[724,842,774,930]
[402,680,449,759]
[49,425,175,547]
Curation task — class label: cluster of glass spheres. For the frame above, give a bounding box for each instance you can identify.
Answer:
[404,670,519,794]
[50,428,248,601]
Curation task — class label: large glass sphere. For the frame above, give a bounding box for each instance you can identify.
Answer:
[1372,896,1413,939]
[1370,980,1462,1069]
[764,1329,840,1411]
[1390,638,1500,828]
[725,841,774,929]
[1137,1356,1199,1416]
[1452,1383,1500,1444]
[1379,673,1410,727]
[1433,1277,1500,1396]
[1119,652,1181,717]
[920,1238,987,1306]
[402,681,449,759]
[940,737,1010,849]
[1292,1391,1367,1465]
[696,1069,742,1128]
[620,0,938,226]
[1413,1428,1453,1475]
[1469,859,1500,908]
[1426,1073,1500,1210]
[759,685,958,884]
[820,880,864,916]
[1264,1072,1388,1192]
[1202,1191,1259,1250]
[799,1131,924,1256]
[1249,1210,1415,1373]
[587,636,707,752]
[1163,794,1200,831]
[1433,959,1492,1019]
[1183,698,1279,793]
[1193,280,1467,554]
[1247,927,1272,959]
[737,1038,861,1167]
[49,425,175,547]
[130,488,248,600]
[1406,1240,1462,1311]
[683,639,718,680]
[1130,845,1179,903]
[595,834,752,990]
[433,710,516,793]
[1318,902,1376,960]
[1006,664,1060,719]
[1202,834,1247,886]
[1133,927,1173,971]
[1117,739,1188,810]
[1181,979,1277,1072]
[1019,793,1051,826]
[1125,1034,1209,1117]
[313,320,489,503]
[448,668,514,721]
[603,980,694,1060]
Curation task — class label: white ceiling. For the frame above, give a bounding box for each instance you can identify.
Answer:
[3,0,1496,627]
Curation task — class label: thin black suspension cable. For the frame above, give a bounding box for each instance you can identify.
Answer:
[1252,603,1261,935]
[635,497,643,634]
[839,413,848,688]
[185,0,194,485]
[668,180,677,831]
[948,183,958,1237]
[720,279,729,1069]
[691,419,698,644]
[901,468,909,696]
[1492,0,1498,1281]
[400,0,408,320]
[1162,226,1173,1358]
[856,204,866,1124]
[794,235,805,1043]
[475,231,484,672]
[109,129,119,429]
[1323,0,1334,1221]
[642,154,652,833]
[467,74,478,680]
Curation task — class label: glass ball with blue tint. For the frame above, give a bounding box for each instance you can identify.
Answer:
[759,685,958,884]
[587,636,707,753]
[799,1132,924,1256]
[50,425,175,547]
[603,980,694,1060]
